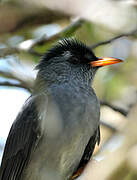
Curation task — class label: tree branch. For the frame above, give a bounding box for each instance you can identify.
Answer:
[79,104,137,180]
[91,29,137,49]
[100,120,118,132]
[100,100,128,116]
[0,70,33,92]
[0,81,31,92]
[0,4,69,34]
[0,18,85,57]
[29,18,85,49]
[0,48,19,57]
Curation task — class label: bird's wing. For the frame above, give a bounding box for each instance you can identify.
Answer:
[72,126,100,178]
[0,95,42,180]
[78,126,100,167]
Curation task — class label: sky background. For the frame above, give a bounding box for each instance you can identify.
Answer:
[0,87,30,161]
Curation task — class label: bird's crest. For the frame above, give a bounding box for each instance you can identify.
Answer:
[36,38,96,69]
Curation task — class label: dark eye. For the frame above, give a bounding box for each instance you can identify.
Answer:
[69,57,79,64]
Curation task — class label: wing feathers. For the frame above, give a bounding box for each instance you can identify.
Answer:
[0,96,41,180]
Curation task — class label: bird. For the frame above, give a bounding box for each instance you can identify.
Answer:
[0,38,123,180]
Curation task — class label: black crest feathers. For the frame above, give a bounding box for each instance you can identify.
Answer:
[36,38,97,69]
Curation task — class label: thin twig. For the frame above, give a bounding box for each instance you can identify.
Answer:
[0,18,85,57]
[0,46,42,57]
[30,18,85,49]
[100,100,128,116]
[100,120,118,132]
[91,29,137,49]
[0,71,25,84]
[0,48,19,57]
[0,81,31,92]
[0,70,33,91]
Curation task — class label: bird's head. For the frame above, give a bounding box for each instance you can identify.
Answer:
[35,38,123,86]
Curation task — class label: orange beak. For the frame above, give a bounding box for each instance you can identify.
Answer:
[90,57,123,67]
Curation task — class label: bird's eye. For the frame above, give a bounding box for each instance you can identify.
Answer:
[69,57,79,64]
